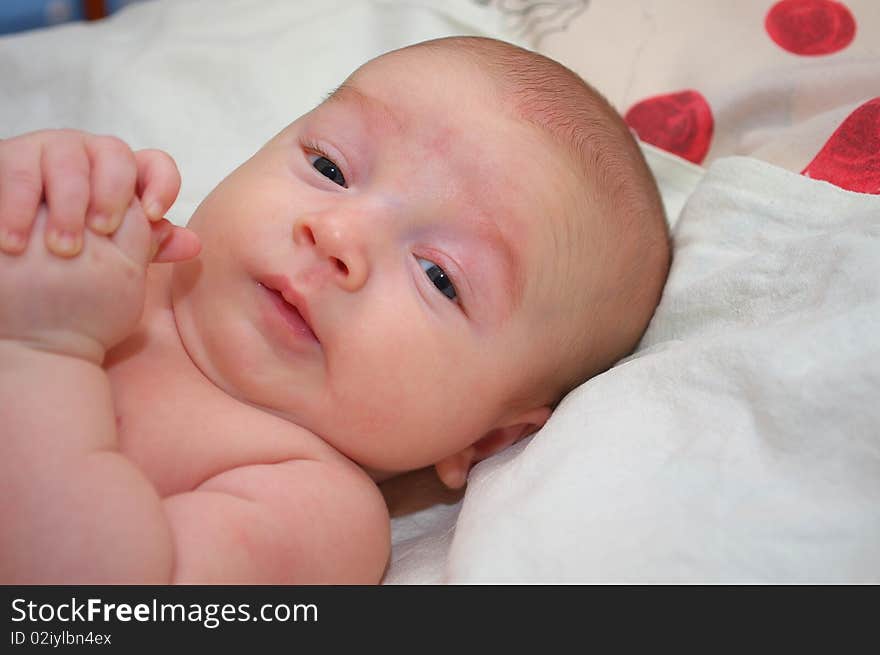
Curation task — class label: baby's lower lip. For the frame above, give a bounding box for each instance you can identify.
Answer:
[260,284,319,344]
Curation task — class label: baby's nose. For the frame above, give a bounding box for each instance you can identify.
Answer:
[292,215,368,293]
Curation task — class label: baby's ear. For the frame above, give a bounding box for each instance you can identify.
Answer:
[434,406,552,490]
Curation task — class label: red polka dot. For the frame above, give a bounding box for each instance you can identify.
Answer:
[624,90,714,165]
[765,0,855,56]
[802,97,880,194]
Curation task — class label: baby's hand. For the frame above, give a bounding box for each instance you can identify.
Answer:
[0,130,200,362]
[0,129,196,261]
[1,200,163,363]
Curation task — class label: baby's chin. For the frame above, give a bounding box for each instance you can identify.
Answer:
[359,464,403,484]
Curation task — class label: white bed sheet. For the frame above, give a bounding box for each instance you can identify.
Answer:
[2,0,878,584]
[444,157,880,583]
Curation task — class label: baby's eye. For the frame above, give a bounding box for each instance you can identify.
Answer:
[417,257,458,303]
[310,154,347,187]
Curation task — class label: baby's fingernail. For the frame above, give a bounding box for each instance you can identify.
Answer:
[89,213,113,234]
[0,227,26,253]
[144,198,162,221]
[47,229,82,257]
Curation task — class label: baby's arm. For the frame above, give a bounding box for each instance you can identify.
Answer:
[0,340,175,582]
[164,459,390,583]
[0,131,193,582]
[1,345,389,583]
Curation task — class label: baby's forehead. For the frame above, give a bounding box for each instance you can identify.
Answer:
[345,48,507,122]
[325,68,516,188]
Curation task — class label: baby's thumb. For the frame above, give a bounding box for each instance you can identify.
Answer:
[149,221,201,263]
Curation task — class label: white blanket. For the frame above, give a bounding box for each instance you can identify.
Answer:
[0,0,517,226]
[434,157,880,582]
[3,0,878,583]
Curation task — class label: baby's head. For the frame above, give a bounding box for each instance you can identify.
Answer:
[172,37,669,486]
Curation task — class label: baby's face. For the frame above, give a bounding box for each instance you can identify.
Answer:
[172,50,580,474]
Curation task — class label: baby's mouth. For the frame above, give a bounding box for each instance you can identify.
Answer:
[257,279,319,344]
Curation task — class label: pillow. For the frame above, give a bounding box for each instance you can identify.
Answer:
[527,0,880,184]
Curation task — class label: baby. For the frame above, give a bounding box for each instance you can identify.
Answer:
[0,36,669,583]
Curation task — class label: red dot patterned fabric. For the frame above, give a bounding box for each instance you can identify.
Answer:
[624,90,714,165]
[534,0,880,194]
[802,97,880,194]
[765,0,856,56]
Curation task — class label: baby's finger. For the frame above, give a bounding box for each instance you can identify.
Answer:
[42,133,90,257]
[134,149,181,222]
[150,224,201,263]
[0,139,42,254]
[111,197,152,265]
[84,135,137,235]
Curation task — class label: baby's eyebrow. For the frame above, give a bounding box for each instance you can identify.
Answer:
[322,84,406,136]
[466,211,524,319]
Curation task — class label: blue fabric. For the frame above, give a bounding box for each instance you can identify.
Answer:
[0,0,84,35]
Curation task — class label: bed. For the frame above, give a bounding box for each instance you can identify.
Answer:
[2,0,878,583]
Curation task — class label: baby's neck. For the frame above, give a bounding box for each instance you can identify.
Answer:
[104,263,193,375]
[114,266,421,491]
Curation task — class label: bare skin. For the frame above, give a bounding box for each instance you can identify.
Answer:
[0,134,388,584]
[0,49,584,583]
